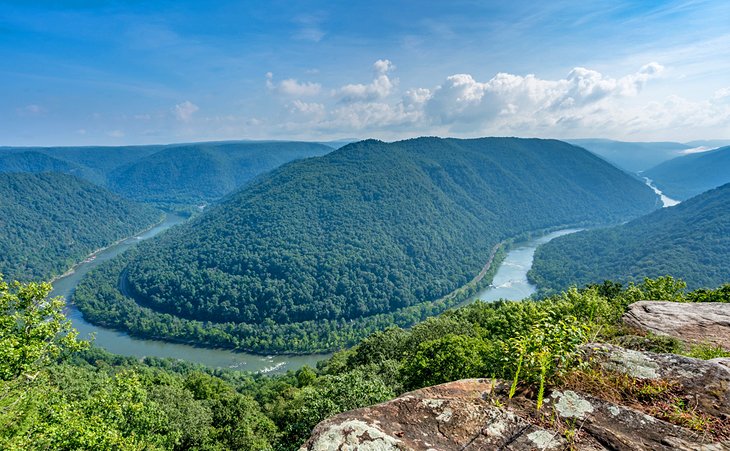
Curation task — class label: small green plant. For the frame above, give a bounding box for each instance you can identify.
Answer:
[682,343,730,360]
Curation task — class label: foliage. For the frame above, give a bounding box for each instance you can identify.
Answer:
[77,137,657,353]
[4,274,730,449]
[0,277,87,381]
[401,334,491,389]
[530,183,730,293]
[0,172,161,282]
[0,141,331,206]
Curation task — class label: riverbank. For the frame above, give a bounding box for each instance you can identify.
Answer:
[48,212,167,285]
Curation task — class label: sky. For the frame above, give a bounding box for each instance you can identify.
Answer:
[1,0,729,146]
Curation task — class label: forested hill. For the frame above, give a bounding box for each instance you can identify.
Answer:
[0,141,333,205]
[0,151,100,183]
[106,141,332,204]
[529,183,730,294]
[78,137,659,352]
[644,145,730,200]
[0,172,161,282]
[566,139,690,173]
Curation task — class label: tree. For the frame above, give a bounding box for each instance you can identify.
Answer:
[401,334,491,390]
[0,275,87,381]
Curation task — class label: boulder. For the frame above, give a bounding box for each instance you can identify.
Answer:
[623,301,730,350]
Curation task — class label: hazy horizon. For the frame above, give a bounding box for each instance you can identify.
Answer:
[2,0,729,146]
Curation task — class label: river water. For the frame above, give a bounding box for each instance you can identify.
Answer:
[642,177,680,208]
[470,229,582,303]
[51,217,580,372]
[51,214,327,373]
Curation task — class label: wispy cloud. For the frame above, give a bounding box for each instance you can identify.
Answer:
[16,104,47,116]
[292,13,326,42]
[173,100,199,122]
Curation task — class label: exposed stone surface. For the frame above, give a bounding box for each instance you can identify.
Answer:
[623,301,730,350]
[543,390,726,451]
[584,343,730,418]
[300,374,730,450]
[300,379,566,450]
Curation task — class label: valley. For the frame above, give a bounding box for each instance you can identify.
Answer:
[71,137,658,354]
[52,210,581,370]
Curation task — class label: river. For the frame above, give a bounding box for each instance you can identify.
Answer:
[51,217,580,372]
[642,177,680,208]
[51,213,327,373]
[470,229,582,303]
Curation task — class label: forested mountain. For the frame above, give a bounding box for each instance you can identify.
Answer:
[75,137,659,352]
[644,146,730,200]
[106,141,332,204]
[0,141,333,205]
[0,172,161,282]
[0,145,162,184]
[529,183,730,293]
[566,139,691,173]
[0,151,101,183]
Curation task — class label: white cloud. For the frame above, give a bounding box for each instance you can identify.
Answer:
[17,104,47,116]
[108,130,125,138]
[263,60,728,141]
[173,100,199,122]
[289,100,325,117]
[336,59,397,102]
[266,73,321,96]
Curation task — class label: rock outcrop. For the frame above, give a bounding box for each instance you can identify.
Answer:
[300,379,568,451]
[301,345,730,450]
[623,301,730,350]
[584,343,730,418]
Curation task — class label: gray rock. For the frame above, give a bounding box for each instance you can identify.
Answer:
[623,301,730,351]
[300,376,730,450]
[584,343,730,418]
[300,379,566,450]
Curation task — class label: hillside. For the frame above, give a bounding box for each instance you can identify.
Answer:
[106,141,332,204]
[529,183,730,293]
[644,145,730,200]
[0,151,102,184]
[566,139,690,173]
[74,137,659,353]
[1,141,333,205]
[0,172,161,282]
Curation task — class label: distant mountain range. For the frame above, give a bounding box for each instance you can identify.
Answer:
[0,172,161,282]
[566,139,692,173]
[0,141,333,205]
[73,137,660,353]
[644,145,730,200]
[529,182,730,293]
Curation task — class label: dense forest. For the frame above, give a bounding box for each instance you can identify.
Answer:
[5,274,729,450]
[566,139,690,172]
[644,145,730,200]
[75,137,659,353]
[106,141,332,204]
[0,151,102,183]
[0,141,333,206]
[0,173,161,282]
[529,183,730,294]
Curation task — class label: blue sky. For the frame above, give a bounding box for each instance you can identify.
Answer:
[2,0,729,145]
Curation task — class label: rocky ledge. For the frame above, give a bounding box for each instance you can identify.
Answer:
[302,348,730,450]
[301,301,730,450]
[623,301,730,351]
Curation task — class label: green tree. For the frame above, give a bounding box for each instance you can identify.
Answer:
[401,334,491,390]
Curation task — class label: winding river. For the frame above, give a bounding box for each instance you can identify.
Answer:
[52,217,580,373]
